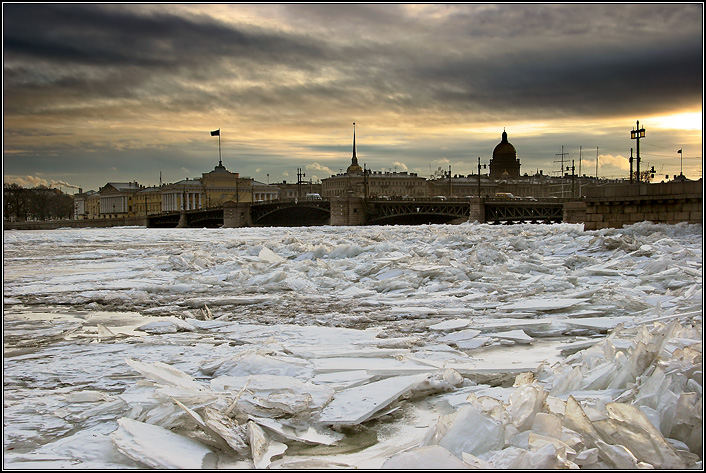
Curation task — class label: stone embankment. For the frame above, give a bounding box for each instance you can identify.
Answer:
[564,180,702,230]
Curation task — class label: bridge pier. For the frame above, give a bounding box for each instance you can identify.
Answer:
[468,199,485,223]
[563,201,586,224]
[331,195,367,226]
[223,201,252,228]
[176,210,188,228]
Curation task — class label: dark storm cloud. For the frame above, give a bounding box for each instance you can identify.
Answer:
[3,4,702,188]
[3,4,339,115]
[412,41,702,119]
[4,4,701,121]
[3,4,331,68]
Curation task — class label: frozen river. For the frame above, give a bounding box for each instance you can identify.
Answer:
[3,222,703,468]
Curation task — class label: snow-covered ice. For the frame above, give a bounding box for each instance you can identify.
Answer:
[3,221,702,468]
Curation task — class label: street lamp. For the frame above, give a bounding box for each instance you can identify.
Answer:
[630,120,645,182]
[566,160,576,197]
[477,157,487,198]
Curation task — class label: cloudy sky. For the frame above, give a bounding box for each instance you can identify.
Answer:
[3,4,703,192]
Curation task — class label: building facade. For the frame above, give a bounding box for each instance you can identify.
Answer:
[252,181,280,202]
[200,162,253,207]
[161,179,204,212]
[134,186,164,216]
[98,182,142,218]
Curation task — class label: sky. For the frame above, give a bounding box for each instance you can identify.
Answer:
[3,3,703,192]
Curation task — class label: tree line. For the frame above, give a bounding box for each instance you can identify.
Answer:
[3,184,74,221]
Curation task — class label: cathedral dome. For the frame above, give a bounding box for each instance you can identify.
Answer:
[493,131,516,157]
[489,130,520,178]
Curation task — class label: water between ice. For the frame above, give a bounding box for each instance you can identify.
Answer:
[3,222,702,468]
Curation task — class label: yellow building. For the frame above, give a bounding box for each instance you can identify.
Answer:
[200,162,253,207]
[134,186,163,216]
[73,190,100,219]
[98,182,142,219]
[160,179,204,212]
[86,192,100,219]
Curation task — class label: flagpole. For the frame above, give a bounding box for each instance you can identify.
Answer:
[219,130,222,167]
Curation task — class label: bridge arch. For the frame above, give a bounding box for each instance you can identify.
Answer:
[251,201,330,226]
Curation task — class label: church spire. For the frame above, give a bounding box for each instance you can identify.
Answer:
[346,121,363,175]
[352,122,358,164]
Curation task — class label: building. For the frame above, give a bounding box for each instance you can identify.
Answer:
[273,181,322,201]
[160,178,204,212]
[73,189,99,219]
[321,124,427,198]
[427,175,497,198]
[134,186,164,216]
[200,161,253,207]
[489,130,521,178]
[98,182,142,218]
[252,181,279,202]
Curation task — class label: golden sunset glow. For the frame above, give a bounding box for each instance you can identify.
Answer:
[649,111,703,131]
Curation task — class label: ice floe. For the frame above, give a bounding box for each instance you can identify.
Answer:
[2,222,701,469]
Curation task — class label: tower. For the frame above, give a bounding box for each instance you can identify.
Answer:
[346,122,363,175]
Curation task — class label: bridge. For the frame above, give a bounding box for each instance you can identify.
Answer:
[484,200,564,224]
[6,181,699,230]
[145,197,571,228]
[333,197,567,226]
[147,200,331,228]
[134,181,705,229]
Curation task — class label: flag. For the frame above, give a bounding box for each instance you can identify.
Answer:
[210,129,220,136]
[677,149,682,154]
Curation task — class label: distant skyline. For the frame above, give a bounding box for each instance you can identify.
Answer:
[3,3,703,192]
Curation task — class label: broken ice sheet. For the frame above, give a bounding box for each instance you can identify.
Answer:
[211,374,334,413]
[310,370,376,390]
[125,358,206,392]
[136,317,195,334]
[436,328,481,344]
[248,420,287,469]
[428,318,471,331]
[249,415,344,445]
[499,298,588,312]
[485,329,535,344]
[425,404,505,457]
[111,417,218,469]
[318,373,429,426]
[562,316,635,332]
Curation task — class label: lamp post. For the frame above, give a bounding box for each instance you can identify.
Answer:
[448,165,452,197]
[630,121,645,182]
[477,157,487,198]
[566,160,576,198]
[297,167,306,201]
